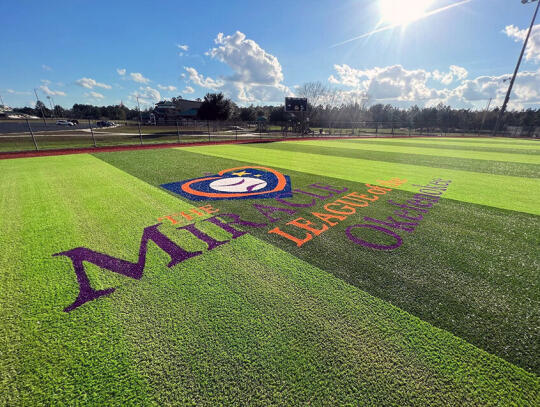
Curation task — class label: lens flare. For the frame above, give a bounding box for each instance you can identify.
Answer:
[379,0,434,26]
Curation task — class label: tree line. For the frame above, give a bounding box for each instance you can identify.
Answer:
[14,102,139,121]
[11,91,540,131]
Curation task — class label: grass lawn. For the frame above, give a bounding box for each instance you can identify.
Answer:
[0,126,273,152]
[0,137,538,405]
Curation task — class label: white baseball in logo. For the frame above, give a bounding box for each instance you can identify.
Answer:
[209,177,267,193]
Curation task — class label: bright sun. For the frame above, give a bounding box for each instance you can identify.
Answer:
[379,0,433,26]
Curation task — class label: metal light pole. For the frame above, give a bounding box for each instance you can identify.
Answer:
[50,96,56,116]
[34,88,47,125]
[136,96,143,124]
[46,96,54,118]
[479,97,492,135]
[492,0,539,136]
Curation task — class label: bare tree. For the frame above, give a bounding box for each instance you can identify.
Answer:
[296,81,340,124]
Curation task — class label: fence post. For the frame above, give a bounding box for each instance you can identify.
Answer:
[391,123,394,136]
[26,118,39,151]
[138,121,143,145]
[375,122,378,136]
[88,119,96,147]
[207,121,211,142]
[176,120,180,143]
[235,126,238,141]
[408,125,411,137]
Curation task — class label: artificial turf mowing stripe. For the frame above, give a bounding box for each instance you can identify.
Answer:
[180,142,540,215]
[95,148,540,373]
[0,154,154,405]
[372,136,540,148]
[344,139,540,155]
[103,224,540,406]
[1,153,536,405]
[248,141,540,178]
[346,136,540,150]
[2,151,540,405]
[293,139,540,164]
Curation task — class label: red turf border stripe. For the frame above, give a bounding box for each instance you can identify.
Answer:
[0,135,530,160]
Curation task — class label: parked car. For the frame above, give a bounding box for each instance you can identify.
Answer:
[69,119,79,125]
[56,120,74,126]
[96,120,115,127]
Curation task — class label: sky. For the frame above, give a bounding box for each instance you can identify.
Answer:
[1,0,539,111]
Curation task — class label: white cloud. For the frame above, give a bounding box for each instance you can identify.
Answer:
[328,63,540,109]
[185,31,290,103]
[432,65,468,85]
[450,65,468,81]
[85,91,104,100]
[504,24,540,63]
[226,81,291,104]
[182,86,195,94]
[131,86,161,105]
[130,72,150,83]
[184,67,224,89]
[39,85,66,96]
[177,44,189,51]
[450,69,540,109]
[6,89,31,95]
[329,64,440,102]
[208,31,284,85]
[75,77,112,89]
[117,68,126,76]
[328,75,340,84]
[40,79,51,85]
[157,84,177,91]
[42,64,52,71]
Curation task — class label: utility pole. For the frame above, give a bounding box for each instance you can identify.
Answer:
[34,88,47,125]
[493,0,539,136]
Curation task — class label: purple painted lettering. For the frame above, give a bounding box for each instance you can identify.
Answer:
[345,224,403,250]
[205,213,266,238]
[178,223,228,250]
[54,223,202,312]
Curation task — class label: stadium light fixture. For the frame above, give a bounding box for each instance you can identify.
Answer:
[493,0,539,136]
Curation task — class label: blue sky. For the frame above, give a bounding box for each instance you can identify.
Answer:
[1,0,539,110]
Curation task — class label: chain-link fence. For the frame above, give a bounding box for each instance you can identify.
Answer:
[0,118,537,153]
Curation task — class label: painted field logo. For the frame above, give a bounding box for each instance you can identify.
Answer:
[161,166,292,201]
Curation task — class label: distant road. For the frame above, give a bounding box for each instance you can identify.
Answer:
[0,121,91,134]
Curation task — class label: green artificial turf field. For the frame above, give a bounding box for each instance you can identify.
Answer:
[1,137,539,405]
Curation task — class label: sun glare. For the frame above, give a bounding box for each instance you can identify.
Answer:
[379,0,433,26]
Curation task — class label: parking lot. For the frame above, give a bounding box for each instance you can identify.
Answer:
[0,120,91,134]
